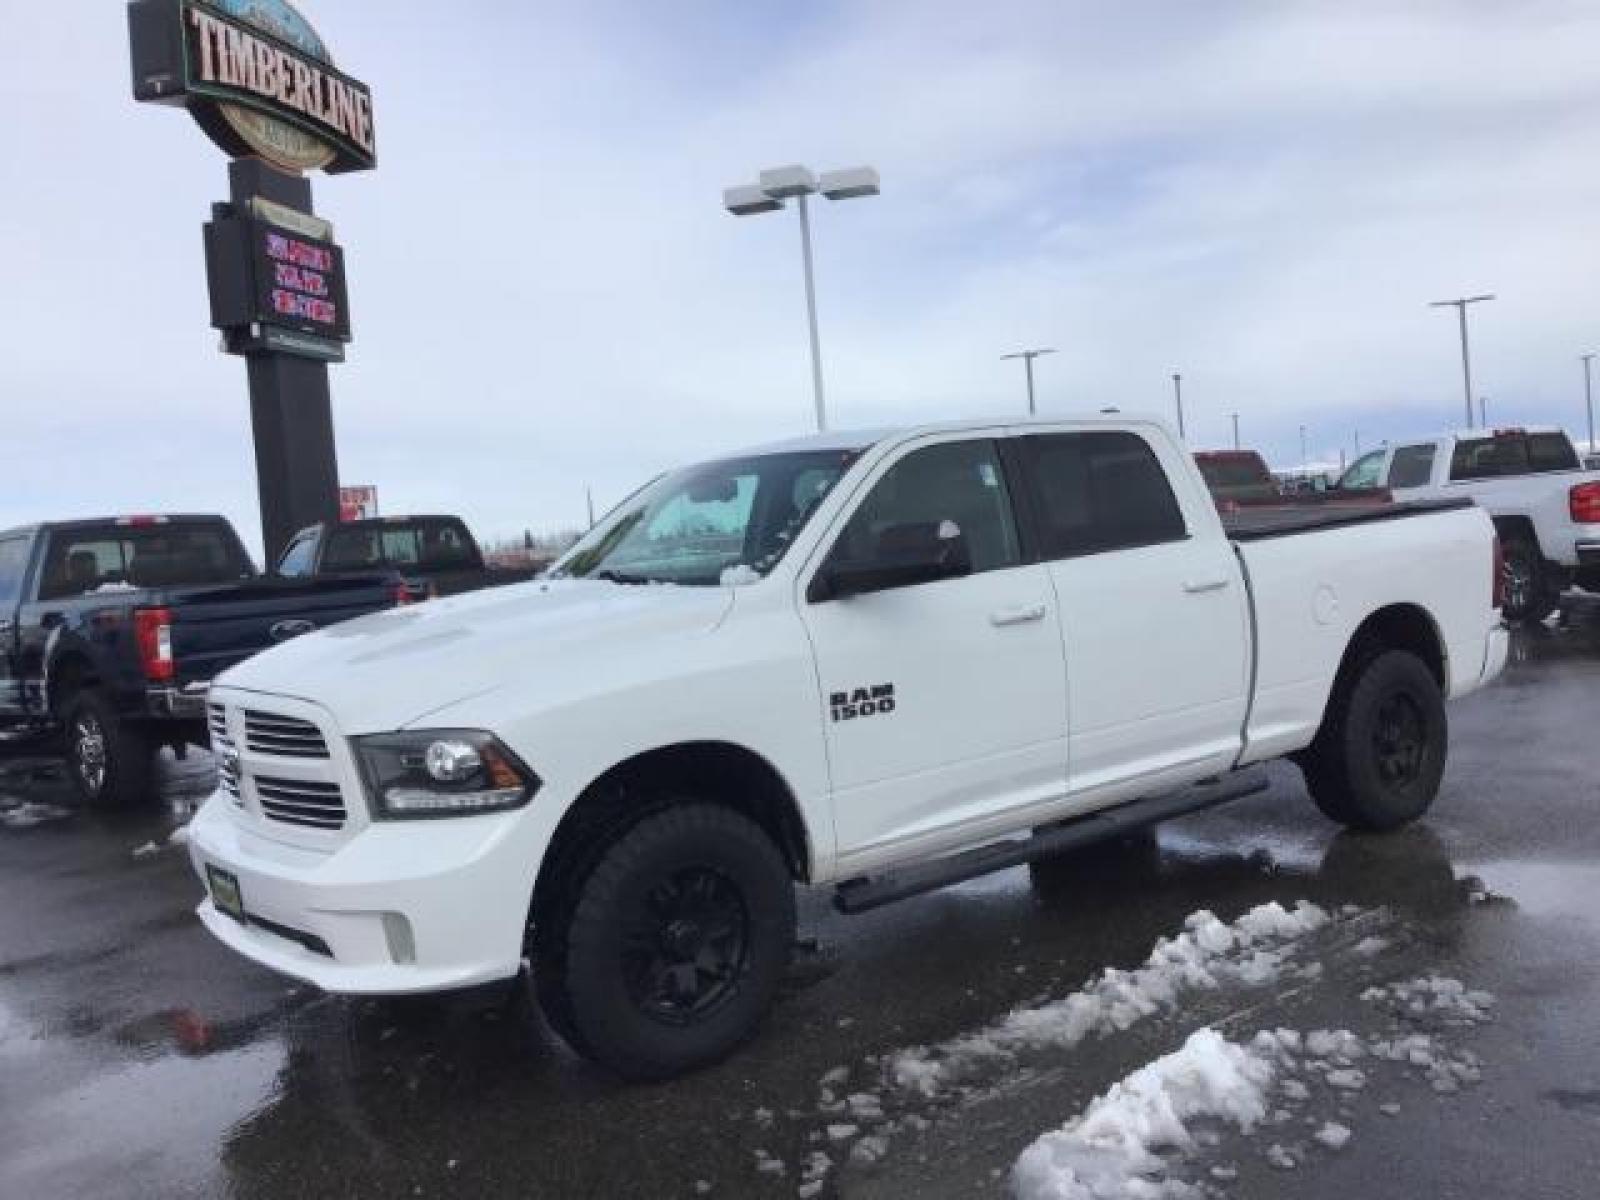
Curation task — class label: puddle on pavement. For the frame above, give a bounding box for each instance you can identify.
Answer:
[1462,861,1600,924]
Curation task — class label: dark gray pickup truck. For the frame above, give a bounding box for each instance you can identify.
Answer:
[0,515,403,806]
[274,515,541,600]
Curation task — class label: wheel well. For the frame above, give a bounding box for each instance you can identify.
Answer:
[1491,515,1538,551]
[1341,604,1446,690]
[532,742,811,934]
[48,653,97,715]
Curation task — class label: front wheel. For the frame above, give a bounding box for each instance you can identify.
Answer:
[63,689,153,809]
[536,804,796,1080]
[1300,649,1447,832]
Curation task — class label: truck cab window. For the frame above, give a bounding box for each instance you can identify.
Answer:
[831,440,1020,574]
[0,537,28,609]
[1021,431,1187,558]
[277,534,318,577]
[1387,444,1437,488]
[1338,449,1387,491]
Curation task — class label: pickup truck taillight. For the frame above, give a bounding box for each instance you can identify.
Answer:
[133,607,174,682]
[1570,481,1600,524]
[391,582,413,607]
[1491,537,1506,612]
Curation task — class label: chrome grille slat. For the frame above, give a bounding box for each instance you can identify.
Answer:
[209,703,242,803]
[254,773,347,830]
[243,709,329,758]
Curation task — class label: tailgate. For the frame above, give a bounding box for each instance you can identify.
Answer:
[166,577,396,682]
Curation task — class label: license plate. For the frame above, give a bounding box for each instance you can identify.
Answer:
[207,864,244,922]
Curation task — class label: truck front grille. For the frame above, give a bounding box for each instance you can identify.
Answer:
[254,776,347,830]
[244,710,329,759]
[208,703,242,804]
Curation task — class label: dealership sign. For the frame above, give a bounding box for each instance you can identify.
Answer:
[128,0,375,174]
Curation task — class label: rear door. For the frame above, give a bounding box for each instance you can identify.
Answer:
[1015,428,1251,795]
[799,434,1068,865]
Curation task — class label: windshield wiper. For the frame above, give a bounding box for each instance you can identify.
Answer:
[592,569,652,585]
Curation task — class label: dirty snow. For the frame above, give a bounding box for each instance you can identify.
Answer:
[1011,1027,1277,1199]
[1361,976,1495,1025]
[0,800,74,829]
[1314,1121,1352,1149]
[890,901,1330,1097]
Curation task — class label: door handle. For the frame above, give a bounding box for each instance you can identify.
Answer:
[1182,577,1231,594]
[990,603,1047,627]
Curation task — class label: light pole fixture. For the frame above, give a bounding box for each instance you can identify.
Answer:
[1582,353,1596,454]
[723,164,880,432]
[1001,348,1056,415]
[1429,294,1494,428]
[1172,373,1185,440]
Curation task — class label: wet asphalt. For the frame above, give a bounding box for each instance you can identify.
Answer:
[2,602,1598,1200]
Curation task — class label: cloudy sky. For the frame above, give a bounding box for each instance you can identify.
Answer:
[4,1,1599,555]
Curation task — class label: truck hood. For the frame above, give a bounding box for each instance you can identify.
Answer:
[214,578,734,732]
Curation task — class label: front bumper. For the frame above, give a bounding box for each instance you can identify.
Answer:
[187,792,537,994]
[148,682,211,719]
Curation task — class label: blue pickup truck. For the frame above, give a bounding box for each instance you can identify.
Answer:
[0,514,402,807]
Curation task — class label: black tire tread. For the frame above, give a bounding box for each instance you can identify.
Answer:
[537,802,795,1080]
[62,688,153,809]
[1301,647,1446,832]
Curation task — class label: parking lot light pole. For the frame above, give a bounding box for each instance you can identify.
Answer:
[1172,373,1185,440]
[1429,294,1494,428]
[1231,412,1240,450]
[723,165,880,432]
[1583,353,1596,454]
[1001,348,1055,415]
[1299,424,1308,468]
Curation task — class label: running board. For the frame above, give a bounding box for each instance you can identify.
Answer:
[832,765,1270,915]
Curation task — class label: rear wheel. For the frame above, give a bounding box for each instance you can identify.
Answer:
[536,803,795,1080]
[1300,649,1447,832]
[1500,538,1557,624]
[63,689,153,809]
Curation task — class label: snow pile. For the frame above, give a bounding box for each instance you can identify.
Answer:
[718,564,761,586]
[1361,976,1495,1025]
[1011,1027,1277,1200]
[0,800,74,829]
[890,901,1331,1097]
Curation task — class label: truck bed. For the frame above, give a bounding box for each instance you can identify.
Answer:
[1222,497,1474,541]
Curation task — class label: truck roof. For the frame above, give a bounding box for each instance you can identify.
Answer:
[0,514,230,540]
[737,412,1164,458]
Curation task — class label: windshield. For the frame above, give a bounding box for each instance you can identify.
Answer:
[552,449,860,585]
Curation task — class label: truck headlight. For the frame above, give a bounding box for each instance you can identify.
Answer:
[353,730,539,819]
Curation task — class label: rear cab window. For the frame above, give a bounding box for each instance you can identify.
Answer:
[1386,443,1438,488]
[1450,432,1579,480]
[323,519,479,572]
[37,522,253,600]
[1019,431,1188,558]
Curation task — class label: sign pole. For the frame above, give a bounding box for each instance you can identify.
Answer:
[227,159,341,562]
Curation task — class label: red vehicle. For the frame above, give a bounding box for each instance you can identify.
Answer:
[1194,450,1391,513]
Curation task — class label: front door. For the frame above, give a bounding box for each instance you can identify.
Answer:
[799,435,1068,867]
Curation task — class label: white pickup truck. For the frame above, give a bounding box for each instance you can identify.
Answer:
[1337,426,1600,622]
[190,417,1507,1079]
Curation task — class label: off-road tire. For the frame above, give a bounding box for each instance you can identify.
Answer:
[1300,648,1447,832]
[62,689,153,809]
[536,803,795,1080]
[1500,538,1557,625]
